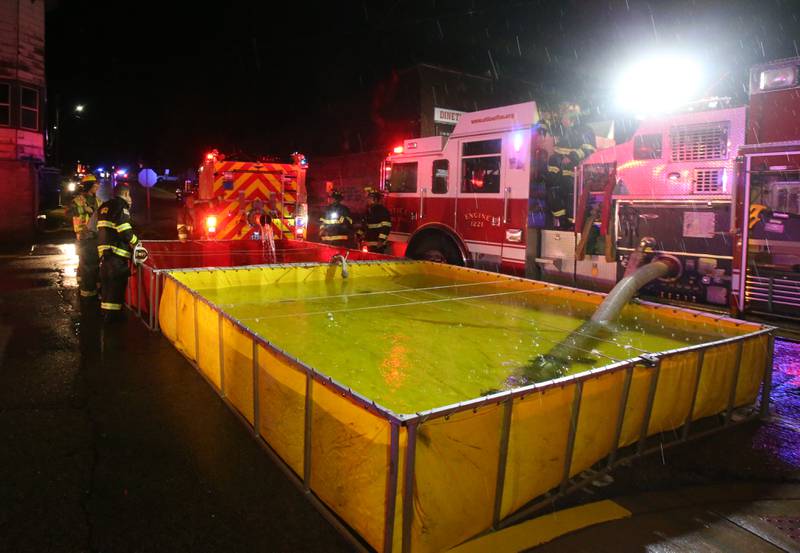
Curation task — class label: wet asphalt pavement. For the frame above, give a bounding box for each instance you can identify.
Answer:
[0,243,352,553]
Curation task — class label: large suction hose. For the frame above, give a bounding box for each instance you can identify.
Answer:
[517,238,680,384]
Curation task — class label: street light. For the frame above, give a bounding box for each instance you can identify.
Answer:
[74,104,85,113]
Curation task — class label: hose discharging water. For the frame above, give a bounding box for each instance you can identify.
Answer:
[516,238,680,384]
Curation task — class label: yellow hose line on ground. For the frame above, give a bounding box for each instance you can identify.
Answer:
[447,500,631,553]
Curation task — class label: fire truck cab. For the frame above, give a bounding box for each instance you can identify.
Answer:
[384,102,547,274]
[181,150,308,241]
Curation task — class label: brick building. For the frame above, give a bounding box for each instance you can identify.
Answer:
[0,0,46,245]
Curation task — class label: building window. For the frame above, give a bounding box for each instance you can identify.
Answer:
[20,86,39,131]
[388,162,418,193]
[633,134,662,160]
[0,83,9,127]
[461,139,501,193]
[432,159,448,194]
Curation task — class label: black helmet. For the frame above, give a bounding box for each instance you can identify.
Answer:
[365,186,382,200]
[114,181,131,197]
[330,190,343,201]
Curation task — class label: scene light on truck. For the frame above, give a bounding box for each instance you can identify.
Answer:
[205,215,217,233]
[615,54,702,115]
[393,145,404,154]
[759,66,798,91]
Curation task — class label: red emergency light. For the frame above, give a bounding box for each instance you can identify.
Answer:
[393,145,404,154]
[206,152,216,161]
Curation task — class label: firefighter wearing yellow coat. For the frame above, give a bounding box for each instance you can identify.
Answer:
[97,182,138,320]
[70,174,102,299]
[319,190,353,248]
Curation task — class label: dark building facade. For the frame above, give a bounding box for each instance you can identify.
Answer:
[0,0,46,245]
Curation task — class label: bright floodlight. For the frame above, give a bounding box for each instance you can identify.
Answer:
[74,104,85,113]
[614,56,703,115]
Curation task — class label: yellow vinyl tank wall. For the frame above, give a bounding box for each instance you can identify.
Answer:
[158,261,772,553]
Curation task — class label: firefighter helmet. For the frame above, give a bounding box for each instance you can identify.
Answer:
[114,181,131,196]
[80,174,98,192]
[364,187,382,200]
[330,189,343,201]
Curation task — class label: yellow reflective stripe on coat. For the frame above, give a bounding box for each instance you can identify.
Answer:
[552,209,566,217]
[547,166,561,174]
[582,143,596,152]
[367,222,391,229]
[116,222,132,232]
[97,220,116,229]
[562,170,575,177]
[130,234,139,246]
[321,235,348,241]
[101,302,122,311]
[97,245,131,258]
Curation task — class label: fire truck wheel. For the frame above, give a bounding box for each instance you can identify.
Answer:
[408,234,463,265]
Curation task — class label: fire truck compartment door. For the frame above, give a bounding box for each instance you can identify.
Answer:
[455,136,509,262]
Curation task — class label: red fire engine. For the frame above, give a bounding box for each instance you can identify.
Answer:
[179,150,308,242]
[734,58,800,320]
[383,102,549,272]
[382,57,800,318]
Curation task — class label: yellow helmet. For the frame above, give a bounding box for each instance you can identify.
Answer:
[80,174,97,183]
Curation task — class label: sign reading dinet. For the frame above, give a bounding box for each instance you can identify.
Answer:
[434,107,465,125]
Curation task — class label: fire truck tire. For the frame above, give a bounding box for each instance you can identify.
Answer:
[408,234,463,265]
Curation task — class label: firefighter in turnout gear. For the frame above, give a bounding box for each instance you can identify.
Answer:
[543,103,597,228]
[358,187,392,253]
[319,190,353,248]
[71,174,102,299]
[97,182,138,320]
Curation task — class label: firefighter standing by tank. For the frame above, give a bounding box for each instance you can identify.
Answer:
[543,103,597,228]
[71,174,102,299]
[97,182,138,321]
[358,187,392,253]
[319,190,353,248]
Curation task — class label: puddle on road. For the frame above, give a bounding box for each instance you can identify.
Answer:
[753,338,800,467]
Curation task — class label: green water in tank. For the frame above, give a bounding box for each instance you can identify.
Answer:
[197,273,733,414]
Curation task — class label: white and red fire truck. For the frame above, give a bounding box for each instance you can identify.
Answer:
[179,150,308,242]
[382,57,800,319]
[383,102,551,272]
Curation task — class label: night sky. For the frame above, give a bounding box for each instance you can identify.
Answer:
[45,0,800,172]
